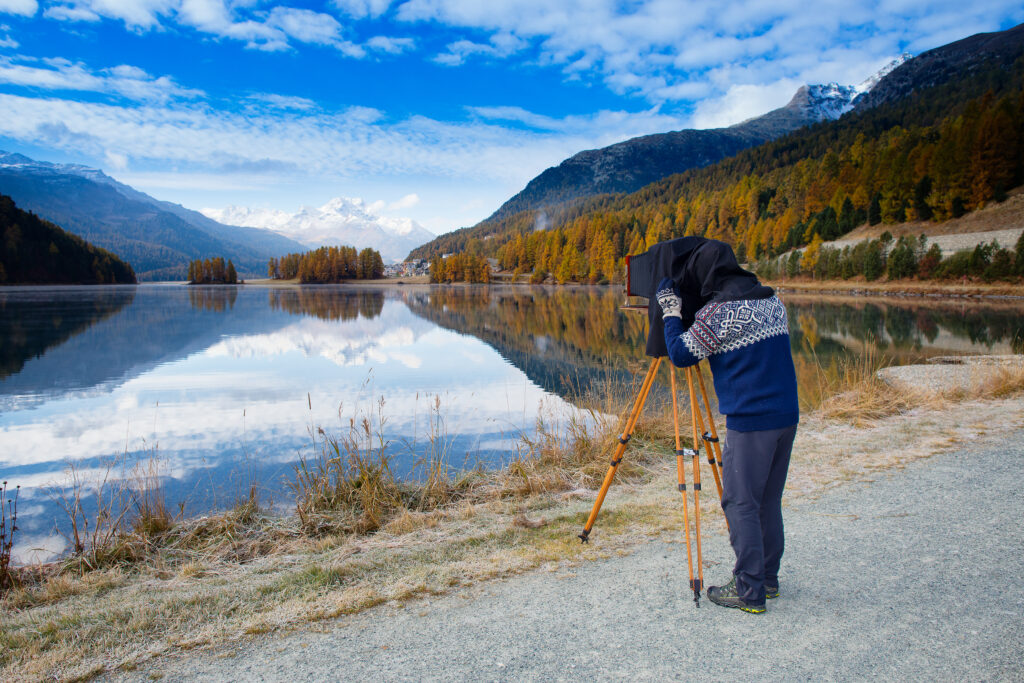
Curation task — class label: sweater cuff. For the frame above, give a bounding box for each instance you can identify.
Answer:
[663,316,699,367]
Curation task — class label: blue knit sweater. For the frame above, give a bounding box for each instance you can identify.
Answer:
[663,295,799,432]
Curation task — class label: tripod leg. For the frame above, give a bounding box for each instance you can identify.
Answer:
[695,364,725,501]
[578,357,662,543]
[670,366,698,607]
[686,367,705,604]
[690,394,724,503]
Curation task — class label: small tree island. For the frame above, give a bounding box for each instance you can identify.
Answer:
[188,257,239,284]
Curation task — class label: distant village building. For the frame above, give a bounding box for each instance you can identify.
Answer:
[384,259,430,278]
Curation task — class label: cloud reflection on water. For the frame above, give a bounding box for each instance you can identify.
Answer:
[0,291,590,550]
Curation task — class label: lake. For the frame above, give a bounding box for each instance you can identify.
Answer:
[2,284,1022,563]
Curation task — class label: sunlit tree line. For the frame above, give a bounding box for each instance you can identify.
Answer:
[188,257,238,284]
[267,246,384,283]
[429,252,491,283]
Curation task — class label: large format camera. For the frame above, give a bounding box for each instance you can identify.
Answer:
[625,236,708,358]
[625,236,770,358]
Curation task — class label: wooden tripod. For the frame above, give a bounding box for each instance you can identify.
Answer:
[577,357,724,607]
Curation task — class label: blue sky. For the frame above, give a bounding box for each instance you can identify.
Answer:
[0,1,1022,235]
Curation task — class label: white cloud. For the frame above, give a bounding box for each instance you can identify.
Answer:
[266,6,344,47]
[45,0,174,29]
[365,192,420,214]
[246,92,317,111]
[104,149,128,169]
[30,0,1023,113]
[175,0,290,50]
[395,0,1024,106]
[42,4,98,21]
[365,35,414,54]
[0,23,17,48]
[0,84,687,218]
[434,31,525,66]
[689,78,801,129]
[388,193,419,211]
[0,55,204,101]
[0,0,36,17]
[469,104,686,138]
[40,1,381,55]
[332,0,392,19]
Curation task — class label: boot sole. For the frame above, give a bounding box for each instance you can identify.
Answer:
[708,595,766,613]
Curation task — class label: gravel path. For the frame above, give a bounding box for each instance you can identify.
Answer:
[116,430,1024,682]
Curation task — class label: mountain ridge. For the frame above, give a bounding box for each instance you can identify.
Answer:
[476,56,909,228]
[0,152,306,280]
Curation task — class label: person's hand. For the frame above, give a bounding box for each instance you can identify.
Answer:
[656,277,682,319]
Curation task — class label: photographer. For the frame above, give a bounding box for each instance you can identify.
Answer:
[655,238,799,614]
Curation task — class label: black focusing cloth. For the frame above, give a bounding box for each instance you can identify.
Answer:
[629,237,774,358]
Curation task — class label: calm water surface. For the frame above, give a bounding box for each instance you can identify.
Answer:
[2,284,1022,562]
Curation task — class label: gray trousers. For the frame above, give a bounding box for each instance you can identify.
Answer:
[720,424,797,605]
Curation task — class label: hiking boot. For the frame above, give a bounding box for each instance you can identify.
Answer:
[706,576,766,614]
[765,583,779,599]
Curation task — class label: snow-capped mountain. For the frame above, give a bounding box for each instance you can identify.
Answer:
[759,54,914,129]
[202,198,436,263]
[855,53,913,94]
[789,54,913,123]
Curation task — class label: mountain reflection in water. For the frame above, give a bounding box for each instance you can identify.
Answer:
[0,284,1021,563]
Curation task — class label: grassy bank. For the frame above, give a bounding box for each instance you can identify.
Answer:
[2,362,1024,681]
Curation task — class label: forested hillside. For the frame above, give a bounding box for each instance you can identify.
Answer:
[0,193,136,284]
[410,24,1024,285]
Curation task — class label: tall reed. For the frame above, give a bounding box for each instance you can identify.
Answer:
[1,481,19,591]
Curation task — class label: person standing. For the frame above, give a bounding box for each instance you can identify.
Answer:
[655,238,799,614]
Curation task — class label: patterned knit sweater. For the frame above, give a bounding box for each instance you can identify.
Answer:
[663,295,799,432]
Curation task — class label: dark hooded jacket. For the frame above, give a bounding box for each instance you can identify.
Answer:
[641,237,773,358]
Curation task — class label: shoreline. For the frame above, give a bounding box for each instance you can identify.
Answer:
[245,277,1024,302]
[3,358,1023,680]
[763,278,1024,300]
[6,277,1021,303]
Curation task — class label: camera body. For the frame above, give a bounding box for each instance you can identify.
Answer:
[625,237,708,358]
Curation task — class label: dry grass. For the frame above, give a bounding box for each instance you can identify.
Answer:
[3,356,1024,681]
[814,352,1024,425]
[975,365,1024,397]
[808,351,919,424]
